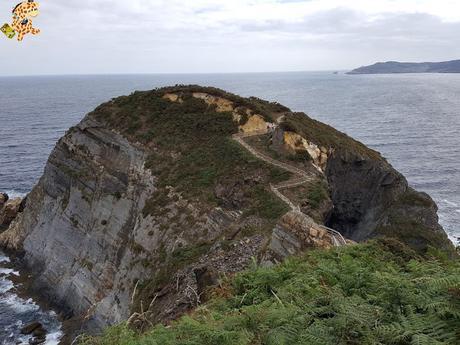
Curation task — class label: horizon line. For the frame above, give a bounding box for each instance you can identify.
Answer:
[0,69,350,78]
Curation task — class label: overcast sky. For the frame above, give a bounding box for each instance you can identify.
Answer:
[0,0,459,75]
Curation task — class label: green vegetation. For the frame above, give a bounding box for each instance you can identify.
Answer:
[170,243,212,270]
[244,185,290,220]
[282,113,382,160]
[91,86,294,315]
[244,134,312,168]
[132,241,213,314]
[288,150,312,162]
[80,240,460,345]
[93,88,290,215]
[307,180,329,209]
[159,85,290,122]
[397,189,434,208]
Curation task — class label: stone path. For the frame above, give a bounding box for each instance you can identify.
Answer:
[232,131,347,247]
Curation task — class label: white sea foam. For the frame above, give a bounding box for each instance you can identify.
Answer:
[0,254,10,264]
[45,329,64,345]
[1,293,40,313]
[0,279,14,294]
[443,199,459,207]
[2,190,26,199]
[0,268,19,276]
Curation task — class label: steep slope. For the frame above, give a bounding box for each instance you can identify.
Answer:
[0,86,454,337]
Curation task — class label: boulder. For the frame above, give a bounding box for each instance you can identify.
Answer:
[0,196,22,230]
[21,321,42,335]
[266,211,335,262]
[21,321,47,344]
[29,336,46,345]
[0,192,8,209]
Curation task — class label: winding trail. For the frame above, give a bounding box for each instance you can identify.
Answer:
[232,131,347,247]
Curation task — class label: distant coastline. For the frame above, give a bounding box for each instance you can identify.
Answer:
[348,59,460,74]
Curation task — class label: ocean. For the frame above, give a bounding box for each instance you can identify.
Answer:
[0,72,459,343]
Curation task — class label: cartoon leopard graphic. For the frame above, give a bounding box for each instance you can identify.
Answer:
[11,0,40,41]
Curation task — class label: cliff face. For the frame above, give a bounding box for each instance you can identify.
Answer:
[1,117,157,328]
[0,86,454,336]
[326,149,449,252]
[279,112,453,254]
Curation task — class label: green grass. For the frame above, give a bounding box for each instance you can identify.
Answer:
[307,180,329,210]
[244,185,290,220]
[93,89,291,214]
[80,239,460,345]
[281,113,382,160]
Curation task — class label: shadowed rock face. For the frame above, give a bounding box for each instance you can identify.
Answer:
[326,149,452,253]
[0,86,454,338]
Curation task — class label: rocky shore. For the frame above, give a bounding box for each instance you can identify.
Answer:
[1,192,63,344]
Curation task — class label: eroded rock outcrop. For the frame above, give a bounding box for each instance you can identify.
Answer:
[266,211,337,262]
[326,149,451,253]
[272,127,330,172]
[0,193,23,231]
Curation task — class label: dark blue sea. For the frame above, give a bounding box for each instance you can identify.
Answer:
[0,72,459,343]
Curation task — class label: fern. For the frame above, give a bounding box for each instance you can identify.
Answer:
[82,241,460,345]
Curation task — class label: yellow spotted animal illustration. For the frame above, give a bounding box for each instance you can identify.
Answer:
[11,0,40,41]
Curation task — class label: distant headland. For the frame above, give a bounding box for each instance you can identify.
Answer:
[347,59,460,74]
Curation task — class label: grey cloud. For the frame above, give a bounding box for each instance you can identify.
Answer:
[0,1,459,75]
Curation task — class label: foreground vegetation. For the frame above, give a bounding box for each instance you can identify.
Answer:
[81,240,460,345]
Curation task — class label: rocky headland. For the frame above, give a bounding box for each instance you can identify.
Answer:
[348,59,460,74]
[0,86,455,342]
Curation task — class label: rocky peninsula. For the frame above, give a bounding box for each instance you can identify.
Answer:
[0,86,455,343]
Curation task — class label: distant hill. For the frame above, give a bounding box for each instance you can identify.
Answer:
[348,60,460,74]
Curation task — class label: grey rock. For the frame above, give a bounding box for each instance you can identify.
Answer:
[21,321,42,335]
[326,148,454,253]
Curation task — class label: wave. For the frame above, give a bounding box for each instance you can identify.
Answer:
[0,279,14,294]
[0,293,40,314]
[1,190,27,199]
[45,326,63,345]
[0,253,11,264]
[0,251,62,344]
[0,268,19,276]
[443,199,459,207]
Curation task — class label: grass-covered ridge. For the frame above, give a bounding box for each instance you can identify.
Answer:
[81,240,460,345]
[281,112,383,160]
[91,87,291,217]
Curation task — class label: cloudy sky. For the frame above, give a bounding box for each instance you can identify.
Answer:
[0,0,459,75]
